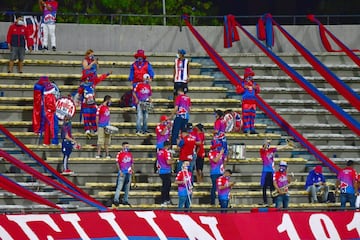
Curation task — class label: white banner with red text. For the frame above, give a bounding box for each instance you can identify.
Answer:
[0,210,359,239]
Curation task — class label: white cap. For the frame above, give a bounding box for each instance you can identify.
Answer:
[279,161,287,167]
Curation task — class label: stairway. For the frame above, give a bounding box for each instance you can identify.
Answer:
[0,50,358,213]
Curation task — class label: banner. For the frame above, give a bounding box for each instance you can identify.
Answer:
[0,210,359,239]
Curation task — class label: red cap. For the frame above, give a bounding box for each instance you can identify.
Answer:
[134,49,146,59]
[314,165,322,174]
[160,115,168,122]
[244,67,255,78]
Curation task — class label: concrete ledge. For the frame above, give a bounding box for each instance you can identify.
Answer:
[11,131,279,141]
[0,73,214,81]
[0,121,267,129]
[0,84,222,91]
[97,190,312,198]
[0,59,202,68]
[0,96,239,104]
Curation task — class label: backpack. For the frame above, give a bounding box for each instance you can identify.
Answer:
[119,90,133,108]
[327,191,336,203]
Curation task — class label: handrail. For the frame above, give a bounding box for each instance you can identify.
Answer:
[266,14,360,115]
[1,11,360,25]
[182,14,341,174]
[0,125,108,211]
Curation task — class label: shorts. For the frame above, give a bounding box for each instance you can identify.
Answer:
[10,47,25,61]
[174,82,188,95]
[97,127,111,145]
[195,156,204,171]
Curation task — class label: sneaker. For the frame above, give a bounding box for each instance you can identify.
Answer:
[43,46,48,51]
[136,131,142,135]
[113,201,120,207]
[85,130,91,135]
[52,46,56,51]
[250,130,258,134]
[95,155,101,159]
[143,131,150,135]
[122,201,131,207]
[106,155,112,159]
[7,71,12,73]
[62,169,74,175]
[165,200,175,205]
[160,202,168,207]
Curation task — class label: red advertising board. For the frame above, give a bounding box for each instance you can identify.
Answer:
[0,210,359,239]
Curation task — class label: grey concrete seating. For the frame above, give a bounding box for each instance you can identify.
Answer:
[205,63,360,77]
[0,58,202,68]
[110,202,340,210]
[0,96,239,107]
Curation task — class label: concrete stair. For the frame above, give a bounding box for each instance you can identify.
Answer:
[0,51,358,212]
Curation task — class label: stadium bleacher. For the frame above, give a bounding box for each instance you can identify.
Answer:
[0,50,358,213]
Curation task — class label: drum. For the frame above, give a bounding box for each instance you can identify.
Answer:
[104,126,119,134]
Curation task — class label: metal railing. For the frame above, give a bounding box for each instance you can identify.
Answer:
[1,11,360,26]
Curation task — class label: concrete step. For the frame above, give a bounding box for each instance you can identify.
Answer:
[200,52,359,65]
[0,84,226,100]
[23,156,307,175]
[0,96,239,107]
[94,189,330,205]
[215,76,360,89]
[205,63,360,77]
[0,106,239,123]
[230,87,360,101]
[0,73,213,86]
[0,58,202,75]
[8,131,279,146]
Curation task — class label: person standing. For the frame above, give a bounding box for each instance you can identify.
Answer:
[236,67,260,134]
[305,165,329,203]
[273,161,291,209]
[336,160,358,209]
[259,139,290,206]
[155,115,172,151]
[217,169,235,210]
[96,95,112,158]
[7,16,33,73]
[157,141,174,206]
[133,73,152,135]
[213,109,228,160]
[176,125,196,173]
[60,115,78,175]
[175,161,193,209]
[128,49,154,107]
[39,0,58,51]
[113,142,134,207]
[356,173,360,209]
[194,123,205,183]
[170,88,191,146]
[173,49,190,106]
[81,49,112,83]
[209,139,225,206]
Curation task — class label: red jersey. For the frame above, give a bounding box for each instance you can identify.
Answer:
[116,150,134,174]
[193,129,205,158]
[178,135,196,161]
[273,171,289,189]
[217,175,232,200]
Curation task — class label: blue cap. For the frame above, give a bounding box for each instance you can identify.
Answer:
[178,49,186,55]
